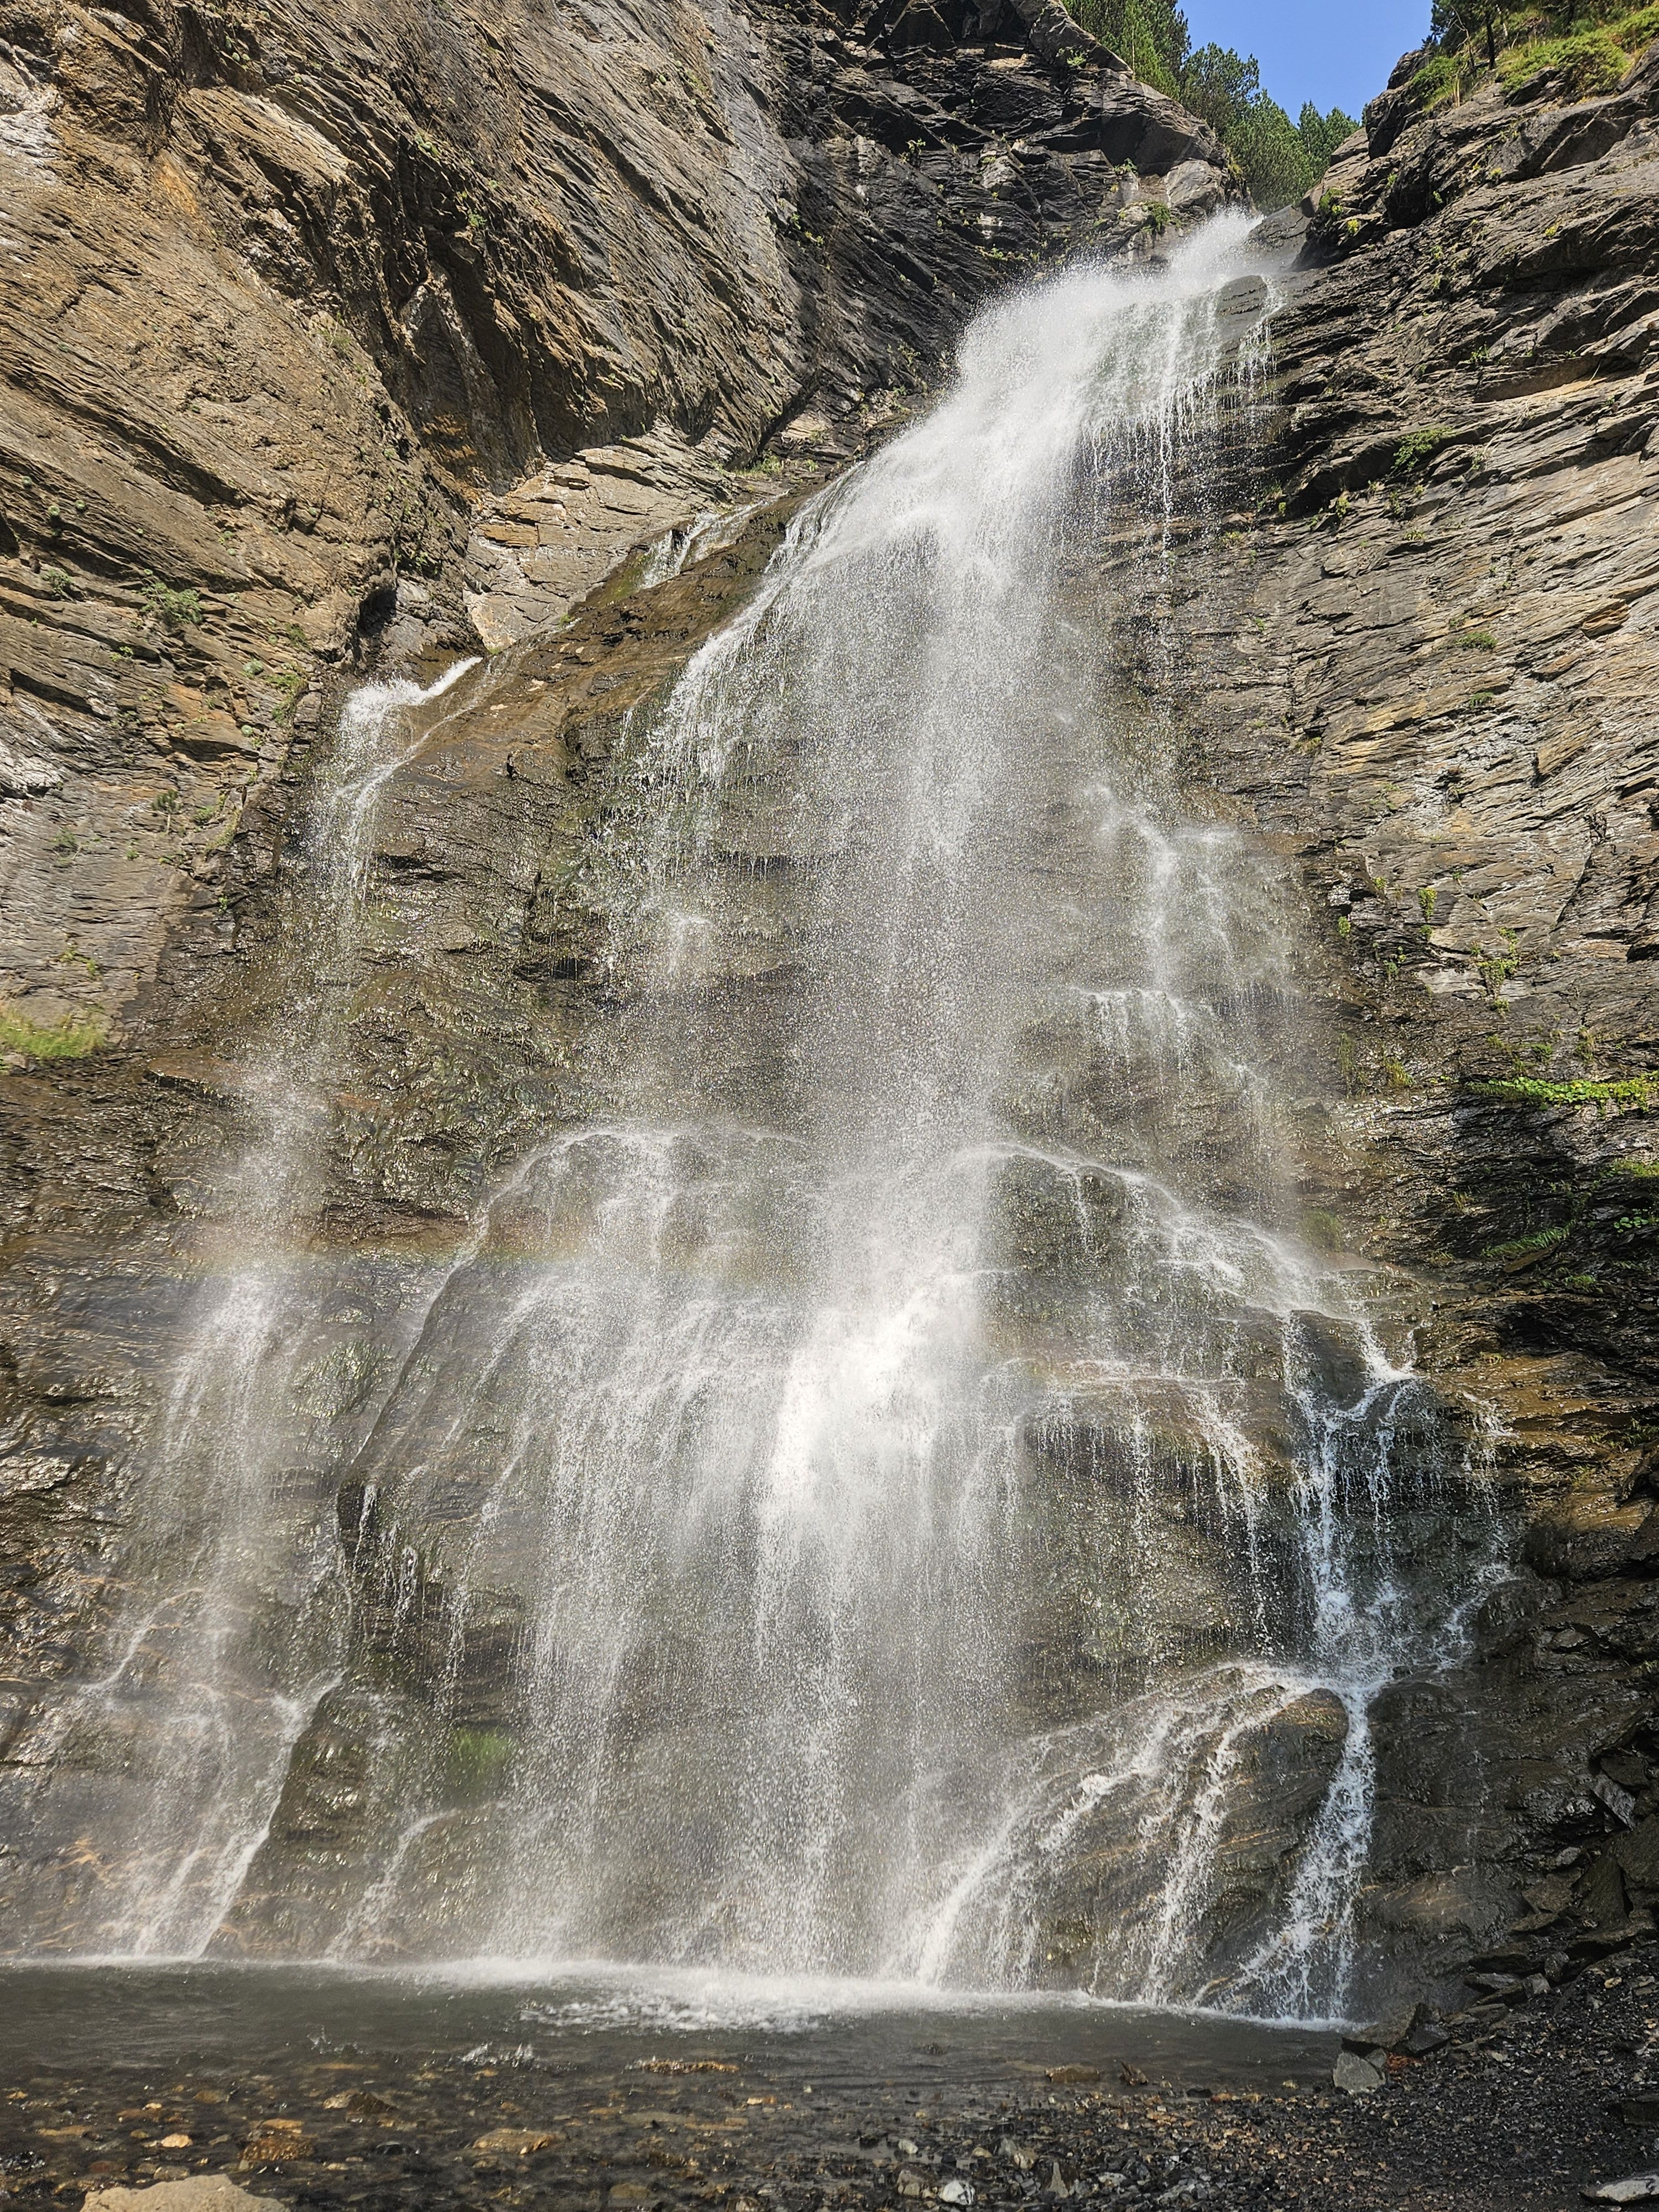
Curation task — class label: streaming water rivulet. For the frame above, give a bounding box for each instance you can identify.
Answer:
[4,218,1505,2020]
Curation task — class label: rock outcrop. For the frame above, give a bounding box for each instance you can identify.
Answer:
[0,0,1227,1045]
[1194,45,1659,2008]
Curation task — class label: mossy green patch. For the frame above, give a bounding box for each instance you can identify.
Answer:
[444,1726,514,1804]
[1466,1073,1657,1109]
[0,1004,108,1061]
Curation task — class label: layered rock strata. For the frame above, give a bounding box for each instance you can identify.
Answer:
[7,0,1659,2020]
[1196,48,1659,2013]
[0,0,1226,1037]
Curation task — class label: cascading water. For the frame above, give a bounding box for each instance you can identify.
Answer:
[3,217,1505,2018]
[13,659,481,1957]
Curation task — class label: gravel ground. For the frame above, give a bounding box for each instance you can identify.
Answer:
[0,1957,1653,2212]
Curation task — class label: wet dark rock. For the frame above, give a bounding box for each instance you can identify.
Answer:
[1331,2050,1383,2095]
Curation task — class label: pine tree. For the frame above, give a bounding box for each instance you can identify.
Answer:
[1069,0,1357,211]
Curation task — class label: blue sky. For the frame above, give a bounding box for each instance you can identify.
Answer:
[1181,0,1432,120]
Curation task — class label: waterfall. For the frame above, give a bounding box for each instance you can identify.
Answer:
[3,216,1504,2020]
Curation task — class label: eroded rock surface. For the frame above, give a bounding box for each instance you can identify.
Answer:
[0,0,1227,1040]
[1194,48,1659,2003]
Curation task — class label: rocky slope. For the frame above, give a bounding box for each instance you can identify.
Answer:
[1193,45,1659,2014]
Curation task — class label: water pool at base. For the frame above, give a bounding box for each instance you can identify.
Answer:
[0,1961,1338,2091]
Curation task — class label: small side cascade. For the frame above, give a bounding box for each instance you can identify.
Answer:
[8,659,482,1958]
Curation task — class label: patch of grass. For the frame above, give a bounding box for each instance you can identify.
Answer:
[270,664,307,721]
[1467,1073,1657,1109]
[1500,23,1631,95]
[1483,1224,1569,1261]
[1408,49,1470,110]
[1477,930,1521,1001]
[1419,884,1438,925]
[0,1004,107,1061]
[1456,628,1498,650]
[1304,1208,1345,1250]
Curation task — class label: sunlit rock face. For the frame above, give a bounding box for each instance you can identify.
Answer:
[1194,50,1659,2001]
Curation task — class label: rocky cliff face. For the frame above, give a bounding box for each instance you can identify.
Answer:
[0,0,1237,1957]
[1196,50,1659,2013]
[0,0,1227,1048]
[3,0,1656,2022]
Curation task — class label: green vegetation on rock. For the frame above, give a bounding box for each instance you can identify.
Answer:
[444,1725,515,1803]
[0,1003,108,1061]
[1417,0,1659,109]
[1466,1073,1657,1109]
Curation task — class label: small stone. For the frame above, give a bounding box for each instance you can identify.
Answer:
[1348,2001,1416,2052]
[239,2120,316,2167]
[1582,2175,1659,2204]
[469,2128,561,2157]
[156,2138,191,2151]
[1465,1971,1524,2002]
[1593,1773,1639,1829]
[1119,2062,1149,2088]
[1332,2051,1384,2095]
[338,2092,398,2121]
[1046,2066,1100,2085]
[939,2182,976,2206]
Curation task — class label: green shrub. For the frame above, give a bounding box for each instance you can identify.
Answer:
[141,578,204,630]
[1394,426,1453,475]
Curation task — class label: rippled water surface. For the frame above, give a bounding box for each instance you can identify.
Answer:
[0,1963,1338,2086]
